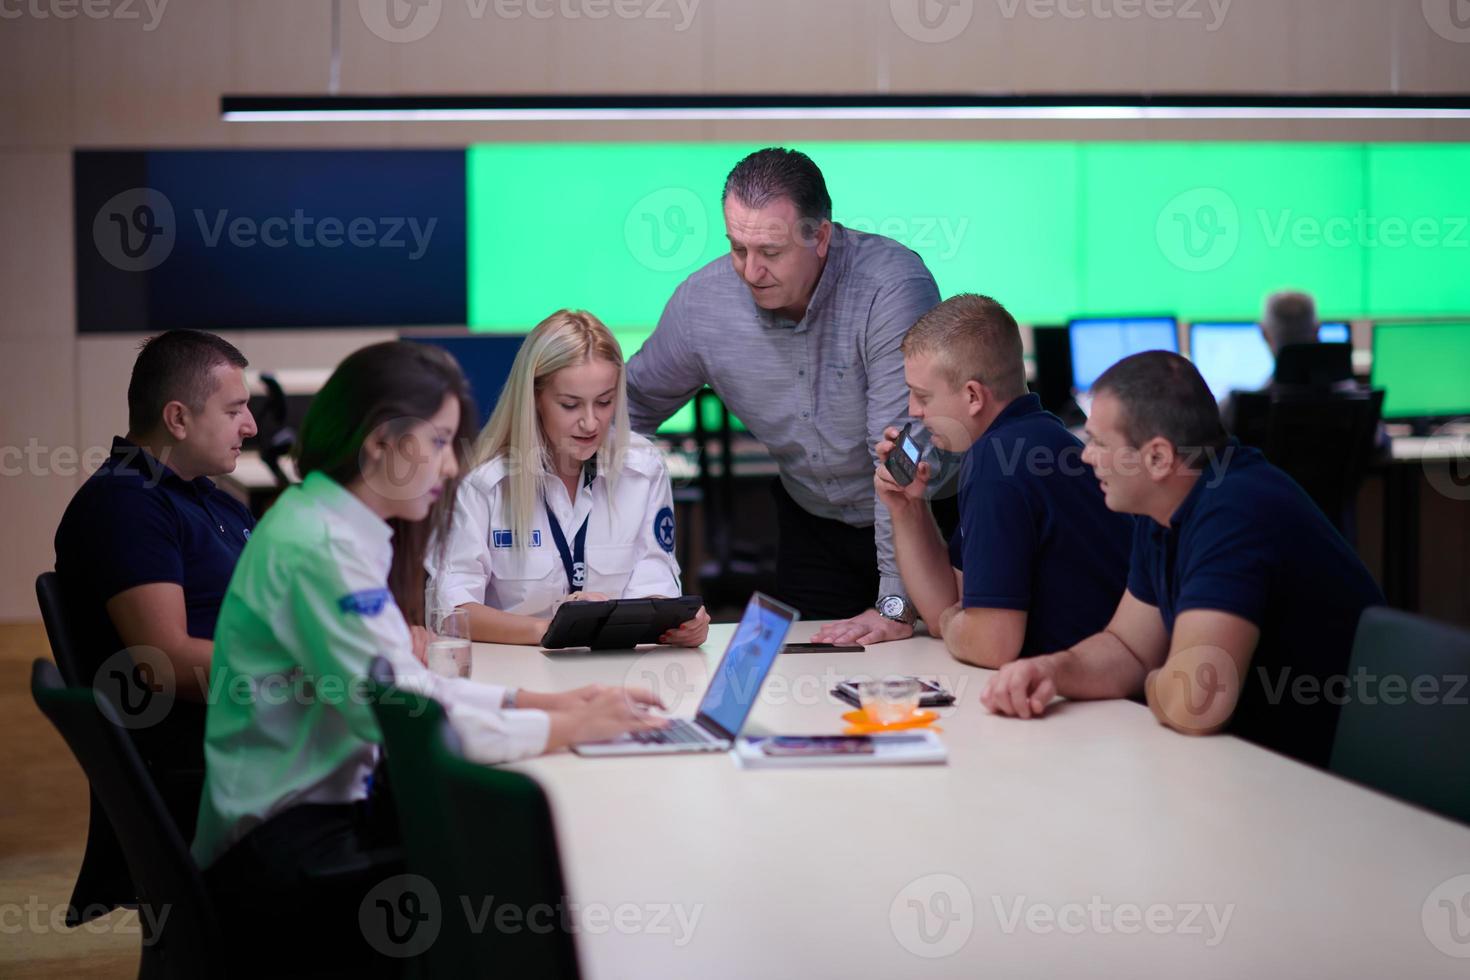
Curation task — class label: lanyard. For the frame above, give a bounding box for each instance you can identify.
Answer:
[542,493,589,591]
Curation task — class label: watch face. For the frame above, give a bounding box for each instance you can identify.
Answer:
[879,596,904,617]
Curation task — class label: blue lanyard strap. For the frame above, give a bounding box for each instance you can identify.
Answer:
[542,493,589,591]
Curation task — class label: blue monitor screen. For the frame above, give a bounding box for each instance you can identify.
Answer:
[1069,317,1179,392]
[696,595,797,738]
[1318,322,1350,344]
[1189,322,1276,402]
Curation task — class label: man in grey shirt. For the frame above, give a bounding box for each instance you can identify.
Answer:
[626,148,940,644]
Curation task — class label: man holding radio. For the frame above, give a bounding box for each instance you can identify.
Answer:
[873,294,1132,666]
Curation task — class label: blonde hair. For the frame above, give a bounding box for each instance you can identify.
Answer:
[472,310,631,553]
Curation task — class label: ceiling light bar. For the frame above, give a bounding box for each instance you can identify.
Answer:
[221,93,1470,123]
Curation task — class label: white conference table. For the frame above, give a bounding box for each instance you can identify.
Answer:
[470,621,1470,979]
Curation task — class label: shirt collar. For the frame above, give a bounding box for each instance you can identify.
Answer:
[982,393,1046,437]
[1167,438,1246,530]
[302,471,394,552]
[110,436,216,493]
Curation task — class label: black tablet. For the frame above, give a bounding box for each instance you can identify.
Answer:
[539,595,704,650]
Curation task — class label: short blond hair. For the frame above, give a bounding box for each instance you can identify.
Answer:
[901,294,1026,400]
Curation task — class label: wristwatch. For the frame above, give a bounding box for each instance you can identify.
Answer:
[876,594,917,626]
[503,688,519,709]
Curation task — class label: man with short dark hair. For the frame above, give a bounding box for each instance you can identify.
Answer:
[627,147,941,643]
[982,351,1384,768]
[55,329,258,838]
[874,294,1131,665]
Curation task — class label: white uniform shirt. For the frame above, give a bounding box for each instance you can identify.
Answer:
[430,432,683,616]
[192,471,551,870]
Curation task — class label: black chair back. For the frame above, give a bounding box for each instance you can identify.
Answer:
[366,659,581,978]
[30,659,225,978]
[1329,608,1470,825]
[1274,342,1354,387]
[1263,387,1383,539]
[1230,388,1382,539]
[35,572,135,925]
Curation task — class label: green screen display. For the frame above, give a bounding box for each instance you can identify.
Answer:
[466,141,1470,426]
[1371,322,1470,419]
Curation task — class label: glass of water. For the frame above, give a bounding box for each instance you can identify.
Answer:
[426,608,472,679]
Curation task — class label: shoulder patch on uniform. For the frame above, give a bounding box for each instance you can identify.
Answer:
[338,588,391,617]
[654,506,676,554]
[492,529,542,549]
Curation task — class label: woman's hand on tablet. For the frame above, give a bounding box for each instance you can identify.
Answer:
[659,605,710,648]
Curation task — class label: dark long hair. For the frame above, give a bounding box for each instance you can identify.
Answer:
[295,341,477,627]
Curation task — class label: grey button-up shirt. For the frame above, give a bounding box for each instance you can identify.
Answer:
[626,224,940,604]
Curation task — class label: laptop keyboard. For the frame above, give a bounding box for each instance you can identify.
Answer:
[629,719,709,745]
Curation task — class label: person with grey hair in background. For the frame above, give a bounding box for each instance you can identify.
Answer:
[625,147,941,644]
[1222,289,1356,432]
[1260,289,1319,353]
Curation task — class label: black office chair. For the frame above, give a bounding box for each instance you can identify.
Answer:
[366,658,581,979]
[1230,387,1383,541]
[255,373,298,489]
[1329,608,1470,826]
[30,659,228,979]
[1273,342,1354,387]
[35,572,135,925]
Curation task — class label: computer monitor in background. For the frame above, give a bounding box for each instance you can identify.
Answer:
[1068,317,1179,393]
[1318,322,1351,344]
[409,334,526,428]
[1371,321,1470,421]
[1188,321,1276,403]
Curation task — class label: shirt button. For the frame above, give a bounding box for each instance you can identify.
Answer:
[801,411,809,419]
[798,369,806,376]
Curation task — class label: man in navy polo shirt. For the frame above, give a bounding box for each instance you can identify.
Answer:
[55,329,258,838]
[868,294,1131,666]
[982,351,1384,768]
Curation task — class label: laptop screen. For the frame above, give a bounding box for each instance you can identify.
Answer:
[695,593,799,740]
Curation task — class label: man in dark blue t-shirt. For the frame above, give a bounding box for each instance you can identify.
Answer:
[54,329,258,842]
[869,294,1131,667]
[982,351,1384,768]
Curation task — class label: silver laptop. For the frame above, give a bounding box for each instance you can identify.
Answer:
[573,592,799,757]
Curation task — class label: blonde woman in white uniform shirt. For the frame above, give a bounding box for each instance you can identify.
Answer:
[432,309,711,647]
[193,342,666,975]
